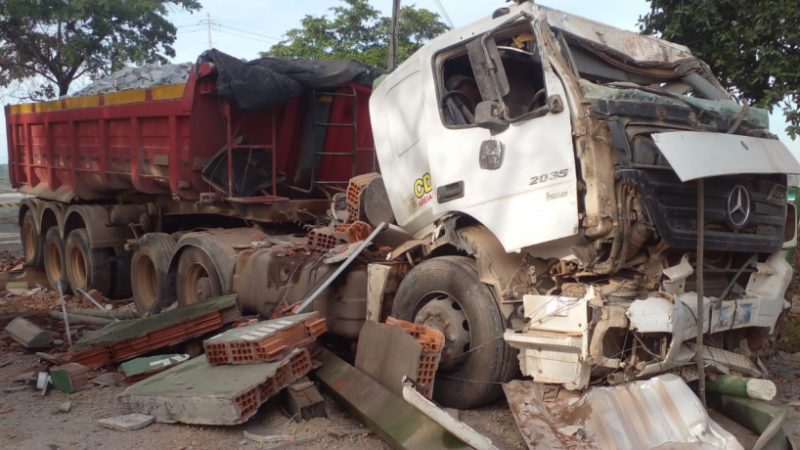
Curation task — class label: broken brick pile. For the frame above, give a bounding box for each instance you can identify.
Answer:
[119,312,325,425]
[385,317,444,399]
[203,312,326,365]
[71,294,240,368]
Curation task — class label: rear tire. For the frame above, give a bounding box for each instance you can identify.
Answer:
[21,209,43,268]
[65,229,112,297]
[44,227,69,294]
[132,233,176,314]
[175,247,222,307]
[391,256,517,409]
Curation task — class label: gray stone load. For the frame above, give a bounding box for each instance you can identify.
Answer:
[71,62,192,96]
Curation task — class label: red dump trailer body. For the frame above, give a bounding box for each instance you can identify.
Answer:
[5,62,377,204]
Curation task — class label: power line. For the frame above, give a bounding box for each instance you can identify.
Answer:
[218,24,280,41]
[432,0,454,29]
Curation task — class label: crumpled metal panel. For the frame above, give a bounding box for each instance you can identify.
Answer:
[541,5,692,63]
[583,375,743,450]
[504,375,743,450]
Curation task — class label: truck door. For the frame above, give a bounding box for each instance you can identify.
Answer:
[425,23,578,252]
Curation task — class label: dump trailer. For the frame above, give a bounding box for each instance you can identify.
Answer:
[6,1,800,416]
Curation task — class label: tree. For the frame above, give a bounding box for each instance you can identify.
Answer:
[263,0,448,68]
[640,0,800,139]
[0,0,200,98]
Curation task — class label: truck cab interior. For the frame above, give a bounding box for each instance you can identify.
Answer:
[438,26,547,127]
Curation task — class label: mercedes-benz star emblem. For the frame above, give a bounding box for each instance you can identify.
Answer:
[727,185,751,228]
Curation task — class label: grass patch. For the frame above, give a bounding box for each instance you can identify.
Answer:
[778,314,800,353]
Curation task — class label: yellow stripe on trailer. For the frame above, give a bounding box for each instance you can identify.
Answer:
[36,100,62,113]
[65,95,100,109]
[151,83,185,101]
[9,104,34,115]
[104,89,147,106]
[7,82,188,115]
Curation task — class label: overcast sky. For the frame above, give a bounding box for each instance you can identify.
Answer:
[1,0,797,164]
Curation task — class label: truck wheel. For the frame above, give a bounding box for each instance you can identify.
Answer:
[176,247,222,307]
[132,233,175,314]
[44,228,70,294]
[391,256,517,409]
[21,209,43,268]
[65,229,112,297]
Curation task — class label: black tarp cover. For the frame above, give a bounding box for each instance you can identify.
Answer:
[198,49,384,110]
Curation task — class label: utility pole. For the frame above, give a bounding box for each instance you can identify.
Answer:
[388,0,400,71]
[206,12,213,49]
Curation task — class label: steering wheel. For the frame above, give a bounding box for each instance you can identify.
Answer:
[526,88,547,112]
[443,90,476,114]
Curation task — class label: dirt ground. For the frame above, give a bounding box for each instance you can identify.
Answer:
[0,211,799,449]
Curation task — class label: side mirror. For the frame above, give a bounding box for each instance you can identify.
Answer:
[474,101,509,133]
[466,34,510,102]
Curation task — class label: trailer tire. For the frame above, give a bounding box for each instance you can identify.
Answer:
[44,227,70,294]
[21,209,44,268]
[65,229,112,297]
[391,256,516,409]
[132,233,176,314]
[176,246,223,307]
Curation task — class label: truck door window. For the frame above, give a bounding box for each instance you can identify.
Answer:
[438,29,547,127]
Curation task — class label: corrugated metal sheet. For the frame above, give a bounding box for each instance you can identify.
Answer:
[583,375,743,450]
[504,375,743,449]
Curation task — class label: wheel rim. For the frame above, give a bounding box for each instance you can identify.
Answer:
[45,240,62,282]
[67,245,88,290]
[182,262,213,306]
[415,292,471,371]
[22,220,36,261]
[133,254,159,310]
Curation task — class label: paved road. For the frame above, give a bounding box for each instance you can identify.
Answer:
[0,194,22,252]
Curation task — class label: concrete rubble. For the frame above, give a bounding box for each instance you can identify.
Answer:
[70,294,241,368]
[4,316,54,349]
[71,63,192,96]
[119,349,312,425]
[98,413,155,431]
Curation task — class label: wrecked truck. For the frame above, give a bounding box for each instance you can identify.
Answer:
[6,0,800,411]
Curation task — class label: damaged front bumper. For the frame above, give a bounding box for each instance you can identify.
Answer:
[504,251,792,390]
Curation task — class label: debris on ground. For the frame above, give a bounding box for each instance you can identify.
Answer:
[504,375,744,450]
[402,376,500,450]
[119,348,312,425]
[119,354,190,381]
[49,362,91,393]
[203,311,326,365]
[70,294,240,368]
[285,377,326,421]
[98,413,156,431]
[316,347,471,449]
[4,316,54,349]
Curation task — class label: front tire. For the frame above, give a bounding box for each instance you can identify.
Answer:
[391,256,517,409]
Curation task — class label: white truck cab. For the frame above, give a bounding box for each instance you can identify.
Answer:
[368,1,800,407]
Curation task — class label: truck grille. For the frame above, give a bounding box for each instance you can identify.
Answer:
[621,169,787,253]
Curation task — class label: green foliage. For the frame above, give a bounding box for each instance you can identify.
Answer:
[640,0,800,139]
[0,0,200,97]
[263,0,448,68]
